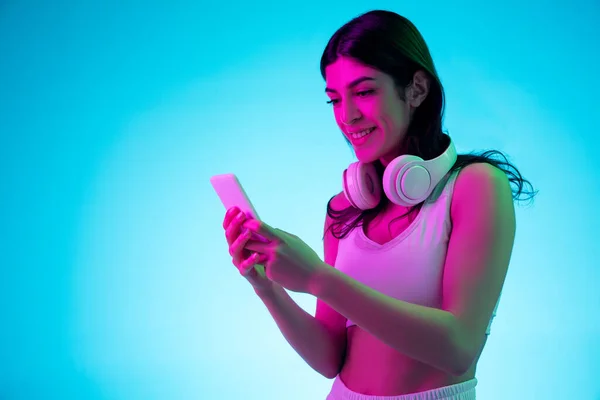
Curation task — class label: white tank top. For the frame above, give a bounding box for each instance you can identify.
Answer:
[334,169,499,334]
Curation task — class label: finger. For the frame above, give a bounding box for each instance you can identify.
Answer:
[256,254,269,265]
[239,252,261,276]
[242,219,279,242]
[225,211,247,243]
[230,228,252,259]
[240,251,269,272]
[222,207,240,230]
[244,240,271,254]
[250,231,271,243]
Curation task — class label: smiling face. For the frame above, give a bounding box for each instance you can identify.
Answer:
[325,56,428,165]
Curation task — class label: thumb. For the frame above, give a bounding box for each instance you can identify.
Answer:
[243,219,279,241]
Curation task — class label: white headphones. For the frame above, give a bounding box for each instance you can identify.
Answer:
[342,134,457,209]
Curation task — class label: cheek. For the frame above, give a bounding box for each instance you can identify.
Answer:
[334,114,350,139]
[362,101,381,117]
[386,103,410,129]
[332,101,382,127]
[334,110,343,124]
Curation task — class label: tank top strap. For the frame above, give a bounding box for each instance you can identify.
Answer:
[423,167,462,207]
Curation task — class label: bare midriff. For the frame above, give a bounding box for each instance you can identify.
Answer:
[339,326,482,395]
[337,204,483,396]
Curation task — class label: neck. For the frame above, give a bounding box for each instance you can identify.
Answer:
[379,139,410,167]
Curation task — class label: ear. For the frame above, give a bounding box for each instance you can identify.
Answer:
[406,70,430,108]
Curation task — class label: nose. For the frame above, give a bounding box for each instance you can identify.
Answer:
[341,100,362,126]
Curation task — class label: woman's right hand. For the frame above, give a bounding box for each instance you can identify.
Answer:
[223,207,274,293]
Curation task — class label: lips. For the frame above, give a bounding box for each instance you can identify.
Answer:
[348,127,376,136]
[349,127,376,146]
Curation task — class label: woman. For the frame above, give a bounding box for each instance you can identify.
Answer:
[222,9,536,400]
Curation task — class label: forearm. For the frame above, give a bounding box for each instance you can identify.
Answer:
[255,285,344,379]
[309,265,470,376]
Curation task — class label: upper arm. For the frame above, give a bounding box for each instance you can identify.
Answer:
[315,192,349,341]
[442,163,516,360]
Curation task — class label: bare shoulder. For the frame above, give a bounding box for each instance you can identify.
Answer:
[442,163,516,367]
[451,162,514,220]
[455,162,510,184]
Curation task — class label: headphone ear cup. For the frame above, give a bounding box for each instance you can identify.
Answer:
[382,155,432,207]
[343,162,381,210]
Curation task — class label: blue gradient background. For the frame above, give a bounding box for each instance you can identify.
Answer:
[1,1,599,399]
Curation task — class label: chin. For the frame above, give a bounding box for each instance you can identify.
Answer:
[354,148,382,164]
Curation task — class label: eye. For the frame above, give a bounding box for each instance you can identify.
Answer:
[357,89,375,97]
[326,89,375,106]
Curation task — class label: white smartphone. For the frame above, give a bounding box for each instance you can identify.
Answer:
[210,173,261,221]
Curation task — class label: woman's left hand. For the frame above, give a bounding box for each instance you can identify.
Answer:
[242,218,326,294]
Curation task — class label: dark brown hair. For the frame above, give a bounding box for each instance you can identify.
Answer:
[320,10,537,239]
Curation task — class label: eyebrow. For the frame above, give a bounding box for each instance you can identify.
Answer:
[325,76,376,93]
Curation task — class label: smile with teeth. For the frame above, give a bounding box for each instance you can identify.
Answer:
[351,127,375,139]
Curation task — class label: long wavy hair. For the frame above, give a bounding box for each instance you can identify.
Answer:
[320,10,537,240]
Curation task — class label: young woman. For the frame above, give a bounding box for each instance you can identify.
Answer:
[222,9,536,400]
